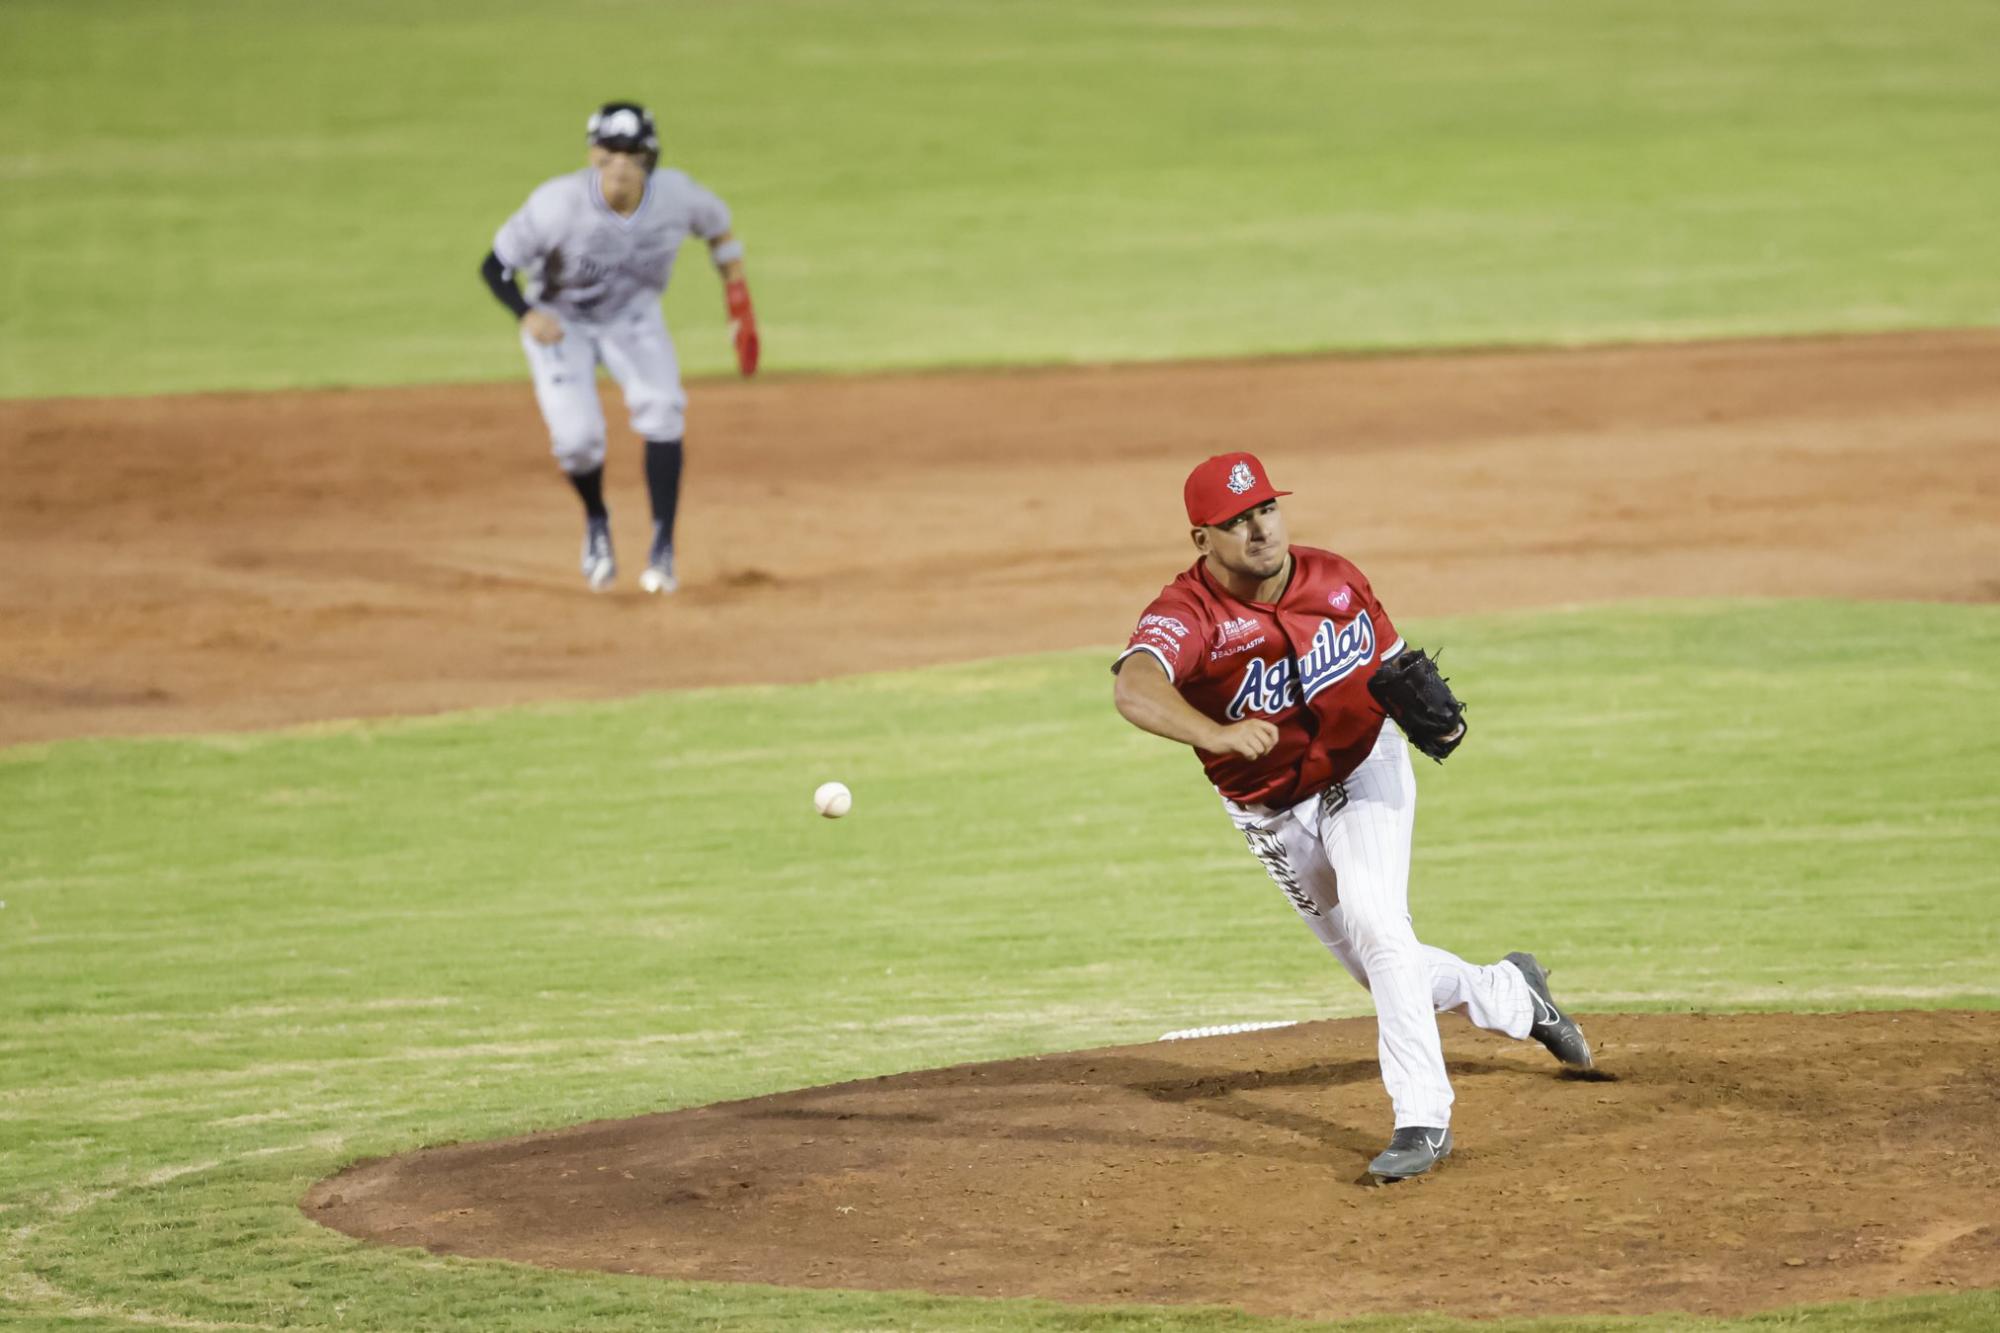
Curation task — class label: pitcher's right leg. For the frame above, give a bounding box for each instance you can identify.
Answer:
[1229,790,1451,1131]
[1314,747,1455,1133]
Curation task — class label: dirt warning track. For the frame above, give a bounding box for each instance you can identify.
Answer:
[4,330,1998,748]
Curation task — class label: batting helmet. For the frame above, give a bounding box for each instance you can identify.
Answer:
[586,101,659,155]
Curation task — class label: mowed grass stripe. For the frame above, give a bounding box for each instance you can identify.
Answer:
[4,0,2000,396]
[1,599,1996,1331]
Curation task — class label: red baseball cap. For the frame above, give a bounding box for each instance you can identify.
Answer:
[1183,452,1291,526]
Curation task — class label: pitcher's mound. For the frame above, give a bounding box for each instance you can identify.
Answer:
[305,1011,1999,1319]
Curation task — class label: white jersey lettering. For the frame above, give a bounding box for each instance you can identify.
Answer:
[1225,612,1375,720]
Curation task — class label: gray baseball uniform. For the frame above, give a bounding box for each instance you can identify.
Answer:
[493,167,732,473]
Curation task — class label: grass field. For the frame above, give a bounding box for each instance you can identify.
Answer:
[4,599,1997,1331]
[4,0,1999,398]
[6,2,1997,1327]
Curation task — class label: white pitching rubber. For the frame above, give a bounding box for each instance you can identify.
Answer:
[1158,1019,1299,1042]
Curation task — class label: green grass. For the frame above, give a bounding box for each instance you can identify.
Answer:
[3,598,1997,1331]
[3,0,1998,398]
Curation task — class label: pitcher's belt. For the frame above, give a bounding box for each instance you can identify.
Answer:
[1232,780,1349,821]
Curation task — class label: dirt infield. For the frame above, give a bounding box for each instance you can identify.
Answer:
[4,331,1998,748]
[307,1012,2000,1320]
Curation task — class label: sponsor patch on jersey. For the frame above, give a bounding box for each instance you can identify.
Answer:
[1212,616,1261,646]
[1225,611,1376,719]
[1138,613,1190,639]
[1329,585,1353,612]
[1226,461,1257,494]
[1133,626,1184,667]
[1208,615,1265,660]
[1209,634,1266,662]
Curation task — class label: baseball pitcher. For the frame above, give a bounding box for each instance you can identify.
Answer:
[1113,453,1593,1182]
[480,101,759,593]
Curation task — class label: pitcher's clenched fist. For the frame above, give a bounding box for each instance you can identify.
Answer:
[1210,718,1280,760]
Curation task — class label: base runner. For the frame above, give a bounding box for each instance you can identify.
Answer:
[1112,452,1593,1181]
[479,101,758,594]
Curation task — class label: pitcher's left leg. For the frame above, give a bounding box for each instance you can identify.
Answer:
[1316,740,1453,1131]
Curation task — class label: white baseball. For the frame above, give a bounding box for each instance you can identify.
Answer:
[813,781,853,819]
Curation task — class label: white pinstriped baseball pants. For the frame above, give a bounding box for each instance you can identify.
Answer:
[1225,722,1533,1129]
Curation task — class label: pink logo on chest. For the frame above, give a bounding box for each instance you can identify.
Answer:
[1329,586,1353,612]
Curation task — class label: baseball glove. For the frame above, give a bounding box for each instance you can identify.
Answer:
[1367,648,1467,762]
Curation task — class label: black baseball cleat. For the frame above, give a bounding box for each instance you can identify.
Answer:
[1506,951,1595,1069]
[1368,1126,1453,1181]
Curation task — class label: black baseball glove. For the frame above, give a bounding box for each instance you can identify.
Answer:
[1367,648,1467,762]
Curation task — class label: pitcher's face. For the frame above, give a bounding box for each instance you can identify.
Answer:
[1195,500,1288,581]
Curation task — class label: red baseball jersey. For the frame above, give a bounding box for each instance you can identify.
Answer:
[1116,547,1405,805]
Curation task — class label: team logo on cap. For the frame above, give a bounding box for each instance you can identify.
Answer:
[597,108,644,139]
[1226,461,1256,494]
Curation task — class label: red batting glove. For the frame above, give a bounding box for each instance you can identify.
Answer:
[725,278,759,377]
